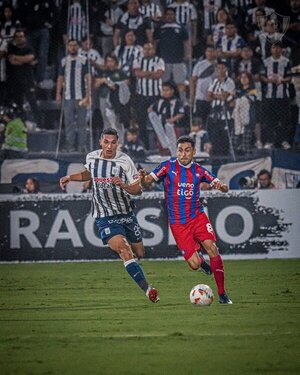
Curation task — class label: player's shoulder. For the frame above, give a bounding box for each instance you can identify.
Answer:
[86,149,100,161]
[115,150,134,163]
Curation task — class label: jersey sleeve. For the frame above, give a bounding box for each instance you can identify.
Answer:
[200,166,217,184]
[150,160,169,182]
[125,155,139,185]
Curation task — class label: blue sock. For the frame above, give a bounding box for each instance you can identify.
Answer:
[124,259,148,293]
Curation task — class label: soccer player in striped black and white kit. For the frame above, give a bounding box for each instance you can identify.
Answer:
[59,128,159,303]
[140,135,232,304]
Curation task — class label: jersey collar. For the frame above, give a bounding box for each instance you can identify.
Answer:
[177,159,194,168]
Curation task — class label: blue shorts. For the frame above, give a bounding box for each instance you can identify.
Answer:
[95,212,142,245]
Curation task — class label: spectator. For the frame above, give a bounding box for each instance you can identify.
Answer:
[201,0,223,38]
[6,29,39,126]
[232,71,256,154]
[133,42,165,149]
[246,0,274,26]
[122,128,146,161]
[114,30,143,79]
[257,169,275,189]
[94,53,130,144]
[189,45,217,124]
[17,0,56,88]
[169,0,198,47]
[148,81,185,156]
[216,20,245,75]
[113,0,153,48]
[24,177,40,193]
[79,37,104,76]
[66,0,87,42]
[0,103,28,159]
[207,7,230,47]
[207,59,235,156]
[99,0,124,56]
[286,0,300,46]
[233,45,261,79]
[0,33,7,106]
[154,7,190,103]
[0,4,21,43]
[139,0,162,29]
[189,117,212,156]
[56,39,91,152]
[260,42,292,149]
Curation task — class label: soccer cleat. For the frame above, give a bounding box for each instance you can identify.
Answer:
[146,286,160,303]
[219,292,233,304]
[199,254,212,275]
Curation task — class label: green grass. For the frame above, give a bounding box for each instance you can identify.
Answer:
[0,260,300,375]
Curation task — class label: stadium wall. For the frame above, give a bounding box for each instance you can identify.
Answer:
[0,190,299,262]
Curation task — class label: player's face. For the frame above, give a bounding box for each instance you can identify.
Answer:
[177,142,195,165]
[100,134,118,159]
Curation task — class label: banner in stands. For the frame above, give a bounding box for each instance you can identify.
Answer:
[1,151,300,193]
[0,190,299,261]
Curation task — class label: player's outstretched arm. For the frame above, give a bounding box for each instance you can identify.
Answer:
[211,179,229,193]
[139,169,154,186]
[59,170,91,190]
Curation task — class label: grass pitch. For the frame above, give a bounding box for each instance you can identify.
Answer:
[0,259,300,375]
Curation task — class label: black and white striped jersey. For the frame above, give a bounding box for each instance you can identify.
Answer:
[208,76,235,119]
[260,56,291,99]
[133,55,165,96]
[58,55,88,100]
[85,150,140,218]
[169,1,197,26]
[68,2,87,42]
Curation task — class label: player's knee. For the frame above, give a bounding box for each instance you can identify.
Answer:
[118,238,133,260]
[188,260,199,271]
[207,243,219,257]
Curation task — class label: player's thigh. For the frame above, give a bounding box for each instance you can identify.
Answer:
[170,222,199,260]
[108,234,134,261]
[124,213,143,245]
[194,213,216,244]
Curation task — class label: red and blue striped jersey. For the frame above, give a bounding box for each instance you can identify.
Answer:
[150,158,216,224]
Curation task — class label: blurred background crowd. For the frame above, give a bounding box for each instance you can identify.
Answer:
[0,0,300,163]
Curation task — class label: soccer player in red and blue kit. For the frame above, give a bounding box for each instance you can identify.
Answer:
[140,135,232,304]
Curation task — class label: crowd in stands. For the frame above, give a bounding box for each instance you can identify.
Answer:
[0,0,300,160]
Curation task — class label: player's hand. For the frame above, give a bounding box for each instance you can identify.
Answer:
[60,175,71,190]
[214,180,228,193]
[111,176,125,188]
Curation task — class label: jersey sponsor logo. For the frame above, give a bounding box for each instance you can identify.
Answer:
[177,182,195,199]
[94,177,114,189]
[108,217,133,225]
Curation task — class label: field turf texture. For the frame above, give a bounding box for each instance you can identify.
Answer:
[0,259,300,375]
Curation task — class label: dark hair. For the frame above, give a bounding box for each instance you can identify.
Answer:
[104,52,118,64]
[237,71,255,90]
[127,128,138,135]
[165,7,176,13]
[162,81,176,90]
[257,169,272,179]
[101,128,119,139]
[26,177,40,193]
[176,135,195,148]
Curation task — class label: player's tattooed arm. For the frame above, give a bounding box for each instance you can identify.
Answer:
[210,178,229,193]
[60,170,91,190]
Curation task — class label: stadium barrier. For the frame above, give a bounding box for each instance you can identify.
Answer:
[0,189,299,262]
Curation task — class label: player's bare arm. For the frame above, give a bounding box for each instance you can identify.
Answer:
[60,170,91,190]
[111,176,142,196]
[139,169,154,186]
[211,178,229,193]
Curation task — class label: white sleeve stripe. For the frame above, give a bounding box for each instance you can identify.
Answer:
[150,172,159,181]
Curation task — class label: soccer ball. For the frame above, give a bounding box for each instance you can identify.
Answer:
[189,284,214,306]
